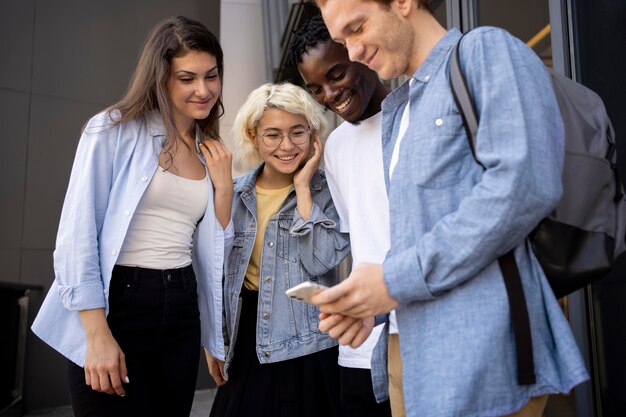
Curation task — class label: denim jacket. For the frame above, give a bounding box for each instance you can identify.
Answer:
[32,110,234,366]
[223,164,350,374]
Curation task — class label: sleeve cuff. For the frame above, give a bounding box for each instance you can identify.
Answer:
[383,248,435,303]
[289,204,336,237]
[57,282,106,311]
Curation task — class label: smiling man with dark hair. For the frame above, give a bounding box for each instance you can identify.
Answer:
[291,15,398,417]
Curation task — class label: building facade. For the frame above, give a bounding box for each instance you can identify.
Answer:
[1,0,624,414]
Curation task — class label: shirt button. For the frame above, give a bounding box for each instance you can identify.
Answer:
[263,312,270,320]
[424,74,431,81]
[112,250,117,256]
[267,241,274,248]
[264,276,271,283]
[264,351,270,357]
[124,210,130,216]
[435,118,444,126]
[141,176,148,182]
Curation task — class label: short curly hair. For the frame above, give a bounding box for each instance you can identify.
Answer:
[288,15,331,67]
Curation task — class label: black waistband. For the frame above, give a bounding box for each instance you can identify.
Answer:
[113,264,194,278]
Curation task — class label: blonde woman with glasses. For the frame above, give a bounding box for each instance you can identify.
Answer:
[209,83,350,417]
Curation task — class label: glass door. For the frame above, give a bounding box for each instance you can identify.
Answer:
[456,0,597,415]
[570,1,626,416]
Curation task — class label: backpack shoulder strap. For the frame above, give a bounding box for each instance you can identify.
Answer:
[448,32,537,386]
[449,35,482,168]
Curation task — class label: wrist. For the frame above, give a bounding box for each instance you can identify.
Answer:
[294,182,310,193]
[214,185,233,197]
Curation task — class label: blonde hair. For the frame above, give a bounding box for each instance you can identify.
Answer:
[232,82,328,172]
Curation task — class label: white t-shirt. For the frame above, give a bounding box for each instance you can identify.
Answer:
[324,112,397,369]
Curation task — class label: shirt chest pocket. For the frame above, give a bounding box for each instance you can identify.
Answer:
[277,219,299,263]
[405,114,472,188]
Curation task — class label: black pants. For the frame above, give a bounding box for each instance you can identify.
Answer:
[67,265,201,417]
[340,366,392,417]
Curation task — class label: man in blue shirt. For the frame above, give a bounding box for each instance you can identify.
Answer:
[310,1,589,416]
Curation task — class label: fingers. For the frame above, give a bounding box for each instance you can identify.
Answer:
[217,360,227,386]
[201,139,231,163]
[350,319,375,348]
[117,352,129,395]
[107,366,125,397]
[318,312,350,333]
[87,361,127,396]
[205,350,227,386]
[209,360,226,386]
[84,367,91,388]
[319,313,358,339]
[201,140,233,192]
[336,319,363,345]
[318,314,374,348]
[86,360,122,395]
[83,347,127,396]
[310,135,322,161]
[310,279,352,307]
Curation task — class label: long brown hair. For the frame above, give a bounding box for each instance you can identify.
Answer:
[106,16,224,148]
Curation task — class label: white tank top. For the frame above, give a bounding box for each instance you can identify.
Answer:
[116,167,208,269]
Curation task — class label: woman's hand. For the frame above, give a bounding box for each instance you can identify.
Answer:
[293,134,322,190]
[294,135,322,220]
[79,309,128,396]
[201,139,233,229]
[200,139,233,192]
[205,349,227,386]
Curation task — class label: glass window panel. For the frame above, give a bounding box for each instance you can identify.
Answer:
[474,0,552,68]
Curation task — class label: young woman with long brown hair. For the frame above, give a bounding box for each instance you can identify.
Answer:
[32,16,233,417]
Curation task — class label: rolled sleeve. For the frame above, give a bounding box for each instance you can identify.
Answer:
[289,203,337,237]
[383,247,435,303]
[57,282,107,311]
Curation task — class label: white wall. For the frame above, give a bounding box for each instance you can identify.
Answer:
[220,0,269,174]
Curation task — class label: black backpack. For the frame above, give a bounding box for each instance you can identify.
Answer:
[449,34,626,385]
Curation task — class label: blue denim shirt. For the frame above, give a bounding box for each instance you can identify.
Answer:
[371,28,589,416]
[31,110,234,366]
[223,164,350,375]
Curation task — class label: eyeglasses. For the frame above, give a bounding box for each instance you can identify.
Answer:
[260,127,311,148]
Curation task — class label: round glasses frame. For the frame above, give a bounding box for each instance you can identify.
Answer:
[260,127,311,149]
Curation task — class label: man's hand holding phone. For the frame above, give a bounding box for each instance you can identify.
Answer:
[285,281,329,304]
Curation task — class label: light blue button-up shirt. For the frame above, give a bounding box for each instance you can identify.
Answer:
[371,28,589,416]
[32,110,233,366]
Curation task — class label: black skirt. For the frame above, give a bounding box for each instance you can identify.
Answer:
[210,289,341,417]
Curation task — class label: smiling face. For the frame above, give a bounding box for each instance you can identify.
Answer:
[167,50,221,133]
[298,40,381,123]
[319,0,415,80]
[252,108,312,187]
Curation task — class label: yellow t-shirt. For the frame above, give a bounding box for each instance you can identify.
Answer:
[243,183,292,290]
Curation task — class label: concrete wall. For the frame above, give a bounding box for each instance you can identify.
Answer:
[0,0,220,411]
[220,0,268,175]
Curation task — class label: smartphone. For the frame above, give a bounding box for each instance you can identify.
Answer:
[285,281,328,304]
